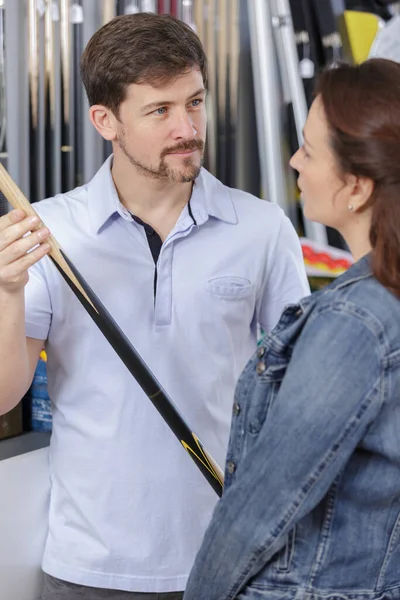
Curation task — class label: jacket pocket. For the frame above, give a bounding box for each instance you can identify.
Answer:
[247,364,286,435]
[377,509,400,588]
[275,526,296,572]
[206,276,255,299]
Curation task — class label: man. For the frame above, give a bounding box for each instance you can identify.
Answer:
[0,12,309,600]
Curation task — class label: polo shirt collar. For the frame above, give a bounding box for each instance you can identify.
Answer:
[87,156,238,234]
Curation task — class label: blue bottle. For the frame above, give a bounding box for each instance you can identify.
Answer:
[30,354,52,433]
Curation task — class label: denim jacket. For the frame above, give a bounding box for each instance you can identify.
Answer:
[184,255,400,600]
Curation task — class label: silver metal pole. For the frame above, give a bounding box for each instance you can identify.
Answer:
[181,0,195,27]
[72,1,85,188]
[217,0,228,183]
[273,0,308,146]
[60,0,75,191]
[0,0,7,216]
[273,0,328,244]
[45,0,62,197]
[140,0,157,12]
[227,0,239,188]
[203,0,218,176]
[248,0,290,213]
[0,1,6,156]
[81,0,105,182]
[4,0,29,199]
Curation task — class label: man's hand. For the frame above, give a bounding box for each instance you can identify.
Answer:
[0,209,50,294]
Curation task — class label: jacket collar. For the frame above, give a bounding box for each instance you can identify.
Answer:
[299,253,372,310]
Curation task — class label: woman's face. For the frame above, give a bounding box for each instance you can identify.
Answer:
[290,95,352,230]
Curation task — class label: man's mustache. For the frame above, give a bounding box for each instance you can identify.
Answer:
[161,139,205,158]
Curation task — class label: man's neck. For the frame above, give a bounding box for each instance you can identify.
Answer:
[111,153,194,241]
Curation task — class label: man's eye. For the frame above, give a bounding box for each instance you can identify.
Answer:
[154,107,167,116]
[191,99,203,107]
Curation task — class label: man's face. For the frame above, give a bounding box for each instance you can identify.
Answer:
[113,68,206,183]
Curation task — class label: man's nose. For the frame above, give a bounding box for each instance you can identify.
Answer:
[171,109,197,140]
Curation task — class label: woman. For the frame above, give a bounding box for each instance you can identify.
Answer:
[183,58,400,600]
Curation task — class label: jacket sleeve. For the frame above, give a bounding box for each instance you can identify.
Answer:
[183,307,385,600]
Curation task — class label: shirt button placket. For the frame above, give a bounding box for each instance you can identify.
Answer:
[154,244,173,326]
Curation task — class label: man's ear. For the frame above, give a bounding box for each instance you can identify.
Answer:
[89,105,118,141]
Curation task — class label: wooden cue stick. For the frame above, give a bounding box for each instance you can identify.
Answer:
[0,163,224,496]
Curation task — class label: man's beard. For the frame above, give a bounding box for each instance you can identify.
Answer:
[117,133,205,183]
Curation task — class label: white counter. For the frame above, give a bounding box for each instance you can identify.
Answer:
[0,445,50,600]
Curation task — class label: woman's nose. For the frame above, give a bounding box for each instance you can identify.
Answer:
[290,148,302,171]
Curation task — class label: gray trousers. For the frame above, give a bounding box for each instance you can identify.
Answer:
[40,573,184,600]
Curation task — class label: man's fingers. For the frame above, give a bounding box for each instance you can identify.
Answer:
[0,227,50,264]
[0,209,26,232]
[0,214,43,253]
[0,242,51,283]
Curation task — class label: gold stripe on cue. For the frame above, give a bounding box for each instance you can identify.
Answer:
[181,437,224,486]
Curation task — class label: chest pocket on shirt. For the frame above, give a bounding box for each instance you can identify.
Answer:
[206,276,255,299]
[248,363,287,434]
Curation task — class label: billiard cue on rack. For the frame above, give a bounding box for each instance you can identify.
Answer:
[0,163,224,497]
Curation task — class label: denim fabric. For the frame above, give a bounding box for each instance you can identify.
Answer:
[184,255,400,600]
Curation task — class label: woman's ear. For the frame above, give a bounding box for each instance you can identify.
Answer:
[347,174,374,212]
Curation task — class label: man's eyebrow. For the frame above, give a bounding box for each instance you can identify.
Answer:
[140,88,206,113]
[187,87,206,99]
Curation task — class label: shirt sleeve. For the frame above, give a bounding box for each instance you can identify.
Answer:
[256,213,310,333]
[183,307,384,600]
[24,258,52,341]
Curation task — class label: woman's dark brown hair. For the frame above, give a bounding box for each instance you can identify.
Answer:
[316,58,400,297]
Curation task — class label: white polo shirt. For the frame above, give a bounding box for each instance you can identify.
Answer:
[25,157,309,592]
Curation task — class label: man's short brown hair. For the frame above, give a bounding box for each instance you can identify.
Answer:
[80,12,208,117]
